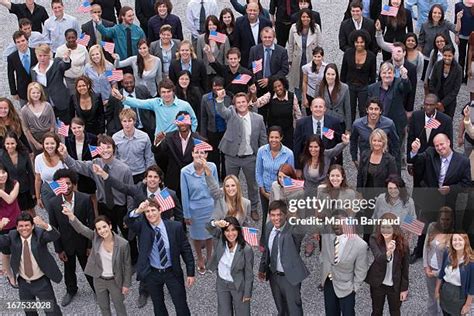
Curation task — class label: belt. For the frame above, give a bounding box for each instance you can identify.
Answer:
[99,276,115,280]
[274,271,285,276]
[236,154,253,158]
[151,266,173,273]
[19,275,46,284]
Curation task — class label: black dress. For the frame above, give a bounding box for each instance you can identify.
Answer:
[267,91,295,149]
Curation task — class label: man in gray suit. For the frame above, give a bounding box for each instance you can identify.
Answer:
[258,200,309,315]
[321,209,368,316]
[215,89,267,221]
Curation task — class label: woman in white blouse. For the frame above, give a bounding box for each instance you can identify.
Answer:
[114,39,163,97]
[373,175,416,221]
[301,46,326,115]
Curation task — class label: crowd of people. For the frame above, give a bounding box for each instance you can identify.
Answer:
[0,0,474,315]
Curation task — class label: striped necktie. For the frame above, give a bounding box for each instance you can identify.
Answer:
[334,236,340,264]
[154,227,168,267]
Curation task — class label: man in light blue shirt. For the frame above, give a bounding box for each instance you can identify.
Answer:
[3,18,50,60]
[112,78,198,143]
[405,0,448,32]
[42,0,80,53]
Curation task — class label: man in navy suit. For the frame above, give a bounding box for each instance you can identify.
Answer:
[294,97,344,177]
[125,198,195,316]
[339,1,377,54]
[81,3,114,51]
[234,2,272,69]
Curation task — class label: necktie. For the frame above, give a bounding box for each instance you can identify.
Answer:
[150,193,155,199]
[199,0,206,34]
[103,164,115,209]
[334,236,340,264]
[316,121,321,139]
[126,27,133,58]
[128,95,143,128]
[270,229,280,273]
[22,53,30,74]
[95,23,102,44]
[23,240,34,278]
[154,227,169,267]
[438,158,449,188]
[238,117,247,156]
[286,0,291,15]
[264,48,272,78]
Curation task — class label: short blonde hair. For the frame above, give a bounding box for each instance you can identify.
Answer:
[369,128,388,153]
[176,40,197,60]
[35,44,51,57]
[27,82,47,103]
[379,61,395,74]
[119,108,137,121]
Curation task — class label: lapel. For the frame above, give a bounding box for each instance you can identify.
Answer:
[432,151,442,180]
[163,220,174,259]
[279,223,290,254]
[337,235,352,263]
[29,230,40,263]
[111,233,119,268]
[230,243,243,271]
[443,153,456,184]
[306,30,315,47]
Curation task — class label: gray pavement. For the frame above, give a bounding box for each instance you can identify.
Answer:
[0,0,472,315]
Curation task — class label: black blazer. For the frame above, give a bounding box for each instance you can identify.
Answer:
[124,215,195,280]
[340,47,377,86]
[293,114,344,169]
[339,18,378,54]
[0,149,34,195]
[71,93,105,135]
[0,227,62,283]
[65,132,98,161]
[81,19,115,50]
[248,43,290,81]
[356,150,398,189]
[429,60,463,109]
[90,0,121,24]
[365,235,409,294]
[48,192,95,255]
[168,59,208,94]
[7,48,38,100]
[234,16,273,67]
[344,0,382,21]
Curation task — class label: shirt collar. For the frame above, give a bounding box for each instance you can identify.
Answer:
[147,188,161,197]
[238,111,250,120]
[62,192,75,204]
[442,151,453,163]
[425,110,437,120]
[21,233,33,244]
[179,131,191,142]
[312,116,324,124]
[264,44,275,51]
[152,219,166,231]
[272,91,289,101]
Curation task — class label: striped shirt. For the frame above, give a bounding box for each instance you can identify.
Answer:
[256,144,294,192]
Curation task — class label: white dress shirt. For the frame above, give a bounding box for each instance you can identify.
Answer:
[250,20,260,45]
[185,0,219,38]
[443,262,462,286]
[218,243,236,282]
[312,116,325,138]
[239,112,253,155]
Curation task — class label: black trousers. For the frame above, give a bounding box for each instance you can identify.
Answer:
[64,250,94,294]
[207,130,226,179]
[458,38,469,79]
[259,192,269,245]
[145,268,190,316]
[18,276,62,316]
[370,284,401,316]
[275,20,292,47]
[323,278,356,316]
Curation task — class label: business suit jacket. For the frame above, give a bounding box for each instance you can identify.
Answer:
[7,48,38,100]
[124,214,195,281]
[215,103,268,157]
[65,133,98,161]
[339,18,378,54]
[234,16,273,67]
[69,217,132,289]
[81,19,115,49]
[150,39,181,62]
[168,58,208,94]
[357,150,398,189]
[200,92,232,137]
[48,192,95,255]
[0,227,62,283]
[259,222,309,285]
[321,233,368,298]
[368,78,411,137]
[344,0,382,21]
[31,58,71,112]
[293,114,344,169]
[365,235,409,294]
[0,149,34,195]
[248,43,289,82]
[429,59,463,110]
[206,223,254,298]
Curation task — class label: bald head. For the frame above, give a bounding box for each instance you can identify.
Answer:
[246,2,259,22]
[433,134,452,158]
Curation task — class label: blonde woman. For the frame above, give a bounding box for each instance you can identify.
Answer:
[169,40,208,93]
[20,83,55,154]
[84,44,115,104]
[206,174,250,226]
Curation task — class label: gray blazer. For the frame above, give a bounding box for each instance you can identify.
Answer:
[206,223,254,298]
[205,174,251,226]
[319,82,351,130]
[70,217,132,289]
[216,101,268,157]
[200,92,232,137]
[196,33,230,75]
[320,233,368,298]
[149,39,181,61]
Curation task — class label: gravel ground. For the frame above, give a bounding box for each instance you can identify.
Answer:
[0,0,472,315]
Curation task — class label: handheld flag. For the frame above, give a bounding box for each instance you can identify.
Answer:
[322,127,334,140]
[425,118,441,129]
[252,59,263,74]
[77,0,91,13]
[209,31,227,44]
[56,119,69,137]
[381,5,399,17]
[193,139,213,151]
[282,176,304,192]
[242,227,259,246]
[101,41,115,54]
[175,114,192,125]
[49,180,68,196]
[155,188,176,212]
[105,69,123,82]
[88,145,102,157]
[231,74,252,85]
[401,215,425,236]
[76,33,90,46]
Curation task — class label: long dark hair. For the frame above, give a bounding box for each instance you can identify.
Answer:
[311,46,324,73]
[136,39,149,79]
[268,76,289,99]
[319,63,341,103]
[3,131,28,155]
[387,0,407,28]
[204,15,223,46]
[323,164,349,199]
[428,4,445,24]
[384,174,409,206]
[300,135,325,174]
[296,8,315,34]
[375,212,408,259]
[221,216,246,247]
[219,8,235,30]
[175,70,192,98]
[429,33,448,67]
[404,32,418,49]
[0,163,14,194]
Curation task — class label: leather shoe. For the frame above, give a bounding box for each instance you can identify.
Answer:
[61,293,75,307]
[137,293,148,308]
[250,210,260,221]
[409,253,420,265]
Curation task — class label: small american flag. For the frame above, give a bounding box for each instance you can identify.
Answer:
[76,33,90,46]
[242,227,259,246]
[231,74,252,85]
[401,215,425,236]
[88,145,102,157]
[56,119,69,137]
[155,188,175,212]
[209,31,227,44]
[252,59,263,74]
[49,180,68,196]
[105,69,123,82]
[282,176,304,192]
[101,41,115,54]
[425,118,441,129]
[380,5,399,17]
[175,114,192,125]
[77,0,91,13]
[322,127,334,140]
[193,139,213,151]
